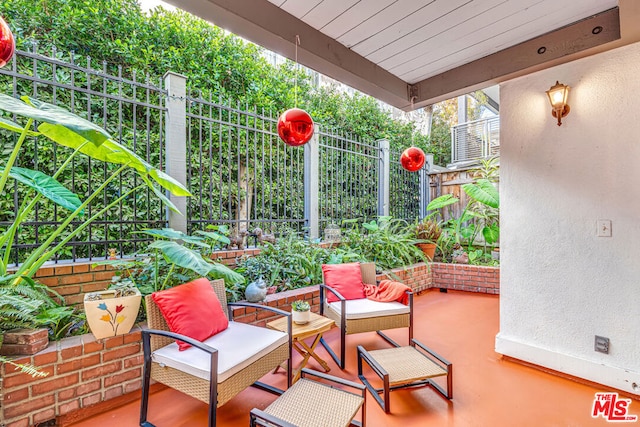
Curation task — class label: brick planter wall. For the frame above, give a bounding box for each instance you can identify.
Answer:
[1,331,144,427]
[0,260,496,426]
[431,263,500,294]
[33,263,116,306]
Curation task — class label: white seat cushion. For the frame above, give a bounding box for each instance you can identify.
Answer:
[152,321,288,383]
[327,298,410,320]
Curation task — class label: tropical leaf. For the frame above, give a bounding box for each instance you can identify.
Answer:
[6,96,190,198]
[140,175,181,213]
[3,167,82,213]
[0,116,40,136]
[207,263,245,285]
[427,194,459,211]
[362,220,379,231]
[194,230,231,245]
[140,228,208,247]
[148,240,214,276]
[482,224,500,244]
[462,179,499,209]
[0,94,111,146]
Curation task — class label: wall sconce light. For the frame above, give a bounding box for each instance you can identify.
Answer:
[546,81,570,126]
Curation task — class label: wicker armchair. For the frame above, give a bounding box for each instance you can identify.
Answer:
[319,262,413,369]
[140,279,292,427]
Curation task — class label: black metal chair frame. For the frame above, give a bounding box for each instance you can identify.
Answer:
[140,303,292,427]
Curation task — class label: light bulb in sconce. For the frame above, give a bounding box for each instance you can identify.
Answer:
[545,81,570,126]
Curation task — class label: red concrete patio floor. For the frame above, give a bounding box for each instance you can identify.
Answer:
[70,289,637,427]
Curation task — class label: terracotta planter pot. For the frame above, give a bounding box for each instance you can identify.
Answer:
[84,289,141,339]
[292,309,310,325]
[416,242,437,260]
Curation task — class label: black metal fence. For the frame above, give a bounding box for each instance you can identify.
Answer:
[318,129,379,232]
[0,46,167,264]
[0,48,426,263]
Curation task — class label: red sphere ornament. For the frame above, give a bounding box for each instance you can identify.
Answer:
[400,147,426,172]
[0,16,15,69]
[277,108,314,147]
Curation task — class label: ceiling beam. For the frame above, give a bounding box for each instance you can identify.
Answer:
[166,0,411,108]
[167,0,640,112]
[410,7,626,110]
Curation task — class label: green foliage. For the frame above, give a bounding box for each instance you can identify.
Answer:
[235,221,427,297]
[0,95,191,281]
[413,218,442,242]
[428,161,500,265]
[106,227,244,299]
[235,232,333,295]
[0,95,189,339]
[340,217,426,271]
[462,179,499,209]
[0,277,86,340]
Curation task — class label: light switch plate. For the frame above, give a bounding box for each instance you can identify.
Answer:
[597,220,612,237]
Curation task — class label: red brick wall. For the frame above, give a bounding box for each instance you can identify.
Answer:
[383,262,432,294]
[34,263,116,306]
[212,248,261,267]
[1,330,143,427]
[0,260,497,426]
[431,263,500,294]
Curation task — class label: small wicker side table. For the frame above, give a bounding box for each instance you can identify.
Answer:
[250,369,366,427]
[357,339,453,413]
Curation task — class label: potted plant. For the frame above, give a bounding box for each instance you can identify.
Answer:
[291,300,311,325]
[84,283,142,339]
[414,218,441,260]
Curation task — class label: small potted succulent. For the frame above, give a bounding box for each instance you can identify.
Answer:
[414,218,442,260]
[291,300,311,325]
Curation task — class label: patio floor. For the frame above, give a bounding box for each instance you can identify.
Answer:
[70,289,631,427]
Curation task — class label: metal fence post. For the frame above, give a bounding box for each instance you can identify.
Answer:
[419,154,434,218]
[304,129,320,239]
[163,72,188,233]
[377,139,390,217]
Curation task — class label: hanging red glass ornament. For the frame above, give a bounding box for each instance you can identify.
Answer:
[400,147,426,172]
[277,108,314,147]
[0,16,15,69]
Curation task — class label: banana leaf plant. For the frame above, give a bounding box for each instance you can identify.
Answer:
[0,94,192,285]
[428,179,499,261]
[102,227,244,297]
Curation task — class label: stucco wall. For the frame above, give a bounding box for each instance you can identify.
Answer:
[496,41,640,394]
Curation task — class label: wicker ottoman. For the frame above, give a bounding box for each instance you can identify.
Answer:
[250,369,366,427]
[357,339,452,413]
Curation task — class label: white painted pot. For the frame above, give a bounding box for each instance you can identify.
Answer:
[84,289,141,339]
[292,309,310,325]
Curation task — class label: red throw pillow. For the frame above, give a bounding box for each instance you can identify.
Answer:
[152,278,229,351]
[322,263,366,303]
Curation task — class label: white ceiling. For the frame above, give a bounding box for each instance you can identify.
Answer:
[268,0,615,84]
[166,0,638,109]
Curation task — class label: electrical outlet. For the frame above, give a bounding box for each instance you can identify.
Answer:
[597,220,612,237]
[595,335,610,354]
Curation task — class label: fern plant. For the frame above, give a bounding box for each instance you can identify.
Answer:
[0,355,49,378]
